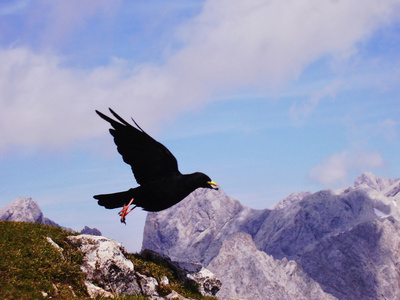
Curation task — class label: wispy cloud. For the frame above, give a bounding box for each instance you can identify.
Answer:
[290,80,342,125]
[308,150,385,187]
[1,0,400,153]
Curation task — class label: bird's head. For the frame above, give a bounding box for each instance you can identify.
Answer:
[193,172,218,190]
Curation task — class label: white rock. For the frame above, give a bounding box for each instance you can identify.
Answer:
[68,234,141,295]
[164,290,190,299]
[85,281,114,298]
[46,237,65,260]
[160,275,169,286]
[137,273,159,296]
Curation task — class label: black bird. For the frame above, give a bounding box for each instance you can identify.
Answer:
[94,109,218,223]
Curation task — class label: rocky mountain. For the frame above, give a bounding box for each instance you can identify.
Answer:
[0,197,101,235]
[80,225,102,236]
[0,197,59,226]
[142,172,400,299]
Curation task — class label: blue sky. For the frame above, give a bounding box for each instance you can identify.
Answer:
[1,0,400,251]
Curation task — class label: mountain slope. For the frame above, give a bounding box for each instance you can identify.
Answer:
[208,232,335,300]
[142,172,400,299]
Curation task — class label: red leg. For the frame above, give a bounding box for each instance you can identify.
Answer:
[118,198,136,224]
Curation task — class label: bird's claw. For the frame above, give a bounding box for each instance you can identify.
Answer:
[118,198,136,224]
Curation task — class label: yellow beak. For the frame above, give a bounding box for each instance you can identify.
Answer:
[208,180,218,186]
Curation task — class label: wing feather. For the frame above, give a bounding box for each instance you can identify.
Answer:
[96,109,180,185]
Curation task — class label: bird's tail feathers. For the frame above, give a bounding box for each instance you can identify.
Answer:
[93,189,135,209]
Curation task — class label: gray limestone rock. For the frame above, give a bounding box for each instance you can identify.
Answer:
[354,172,399,191]
[141,249,221,297]
[386,182,400,198]
[68,234,141,295]
[142,187,268,266]
[208,232,335,300]
[299,217,400,300]
[270,191,311,210]
[137,273,159,297]
[0,197,48,223]
[253,188,386,260]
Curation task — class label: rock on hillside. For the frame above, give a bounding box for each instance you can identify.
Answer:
[65,234,221,298]
[68,235,142,296]
[142,173,400,299]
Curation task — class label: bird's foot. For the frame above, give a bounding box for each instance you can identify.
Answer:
[118,198,136,224]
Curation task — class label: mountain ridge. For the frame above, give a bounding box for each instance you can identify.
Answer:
[142,172,400,299]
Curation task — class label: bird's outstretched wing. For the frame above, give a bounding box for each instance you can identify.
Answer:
[96,108,180,185]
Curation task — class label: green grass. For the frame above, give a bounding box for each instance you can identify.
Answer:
[0,221,87,299]
[0,221,218,300]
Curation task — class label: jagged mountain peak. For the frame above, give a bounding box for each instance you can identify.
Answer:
[0,197,45,223]
[354,171,399,191]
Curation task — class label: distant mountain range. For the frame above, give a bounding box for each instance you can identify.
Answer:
[0,197,101,236]
[142,172,400,300]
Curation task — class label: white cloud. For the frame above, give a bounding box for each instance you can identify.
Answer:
[308,150,385,187]
[172,0,400,88]
[1,0,400,153]
[0,47,181,152]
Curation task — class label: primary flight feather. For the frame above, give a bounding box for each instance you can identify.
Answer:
[94,108,218,223]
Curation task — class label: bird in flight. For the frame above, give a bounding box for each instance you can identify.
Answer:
[94,108,218,224]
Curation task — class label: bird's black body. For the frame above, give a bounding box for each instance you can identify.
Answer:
[94,109,217,214]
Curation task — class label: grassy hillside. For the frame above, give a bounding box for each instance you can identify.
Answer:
[0,221,87,299]
[0,221,217,300]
